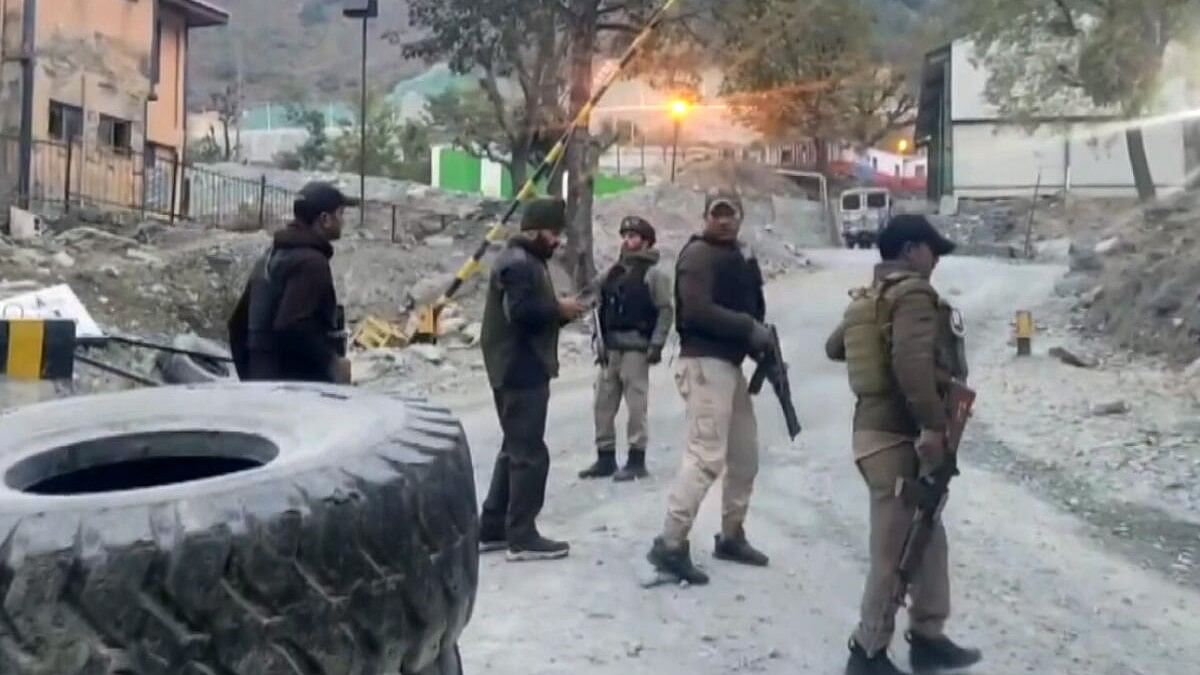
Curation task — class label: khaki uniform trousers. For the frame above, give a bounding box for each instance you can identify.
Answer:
[593,350,650,452]
[662,356,759,546]
[853,432,950,656]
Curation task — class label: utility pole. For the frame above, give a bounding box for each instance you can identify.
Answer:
[343,0,378,228]
[17,0,39,208]
[668,98,690,184]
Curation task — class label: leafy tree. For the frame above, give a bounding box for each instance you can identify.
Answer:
[718,0,915,170]
[399,120,432,163]
[557,0,719,286]
[285,106,330,170]
[401,0,568,189]
[963,0,1199,200]
[423,86,538,183]
[330,90,406,178]
[209,83,242,161]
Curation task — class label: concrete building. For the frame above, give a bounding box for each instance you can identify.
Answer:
[917,37,1192,202]
[0,0,228,211]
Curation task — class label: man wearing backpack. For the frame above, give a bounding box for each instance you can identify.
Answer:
[228,181,356,384]
[825,215,982,675]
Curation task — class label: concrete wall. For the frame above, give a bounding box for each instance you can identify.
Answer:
[147,6,186,151]
[35,0,153,153]
[947,37,1189,199]
[952,120,1187,198]
[0,0,28,136]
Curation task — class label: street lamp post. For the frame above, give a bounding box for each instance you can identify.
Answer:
[343,0,378,228]
[668,98,690,184]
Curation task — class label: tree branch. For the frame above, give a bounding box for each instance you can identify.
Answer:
[479,58,518,146]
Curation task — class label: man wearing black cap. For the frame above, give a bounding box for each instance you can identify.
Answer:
[645,187,773,585]
[479,197,586,561]
[579,215,674,482]
[228,180,358,383]
[825,214,980,675]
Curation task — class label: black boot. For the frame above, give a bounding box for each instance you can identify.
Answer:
[907,632,981,672]
[613,448,649,482]
[846,639,910,675]
[506,535,570,562]
[646,537,710,585]
[713,530,769,566]
[579,452,617,479]
[478,527,506,553]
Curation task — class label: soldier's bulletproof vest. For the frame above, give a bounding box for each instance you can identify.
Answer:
[936,298,969,382]
[600,257,658,337]
[842,271,966,396]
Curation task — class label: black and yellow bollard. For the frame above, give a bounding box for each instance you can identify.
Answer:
[1015,310,1034,357]
[0,319,77,380]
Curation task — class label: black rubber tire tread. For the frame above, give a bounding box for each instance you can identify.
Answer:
[156,335,238,385]
[0,389,477,675]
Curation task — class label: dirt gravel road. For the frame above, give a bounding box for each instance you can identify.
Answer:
[444,249,1200,675]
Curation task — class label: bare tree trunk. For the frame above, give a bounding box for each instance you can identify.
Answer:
[510,143,530,193]
[222,120,232,161]
[814,137,830,175]
[565,0,598,291]
[1125,126,1156,201]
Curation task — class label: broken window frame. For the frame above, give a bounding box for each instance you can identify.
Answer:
[98,114,133,153]
[48,100,83,143]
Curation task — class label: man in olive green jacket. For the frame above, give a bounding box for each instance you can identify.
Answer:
[826,215,981,675]
[479,198,586,562]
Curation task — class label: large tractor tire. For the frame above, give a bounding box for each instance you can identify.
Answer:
[155,334,238,385]
[0,383,478,675]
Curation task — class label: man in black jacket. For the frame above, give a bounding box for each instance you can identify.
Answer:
[228,181,355,384]
[479,198,586,561]
[646,188,774,585]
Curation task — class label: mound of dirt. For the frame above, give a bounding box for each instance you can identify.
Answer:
[673,160,815,198]
[1053,190,1200,365]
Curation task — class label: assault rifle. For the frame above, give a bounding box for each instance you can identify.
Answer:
[748,324,802,440]
[893,380,976,604]
[589,305,608,367]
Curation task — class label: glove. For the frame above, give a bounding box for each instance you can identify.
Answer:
[647,345,663,365]
[748,322,773,352]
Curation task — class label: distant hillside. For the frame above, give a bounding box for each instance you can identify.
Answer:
[187,0,952,112]
[188,0,424,109]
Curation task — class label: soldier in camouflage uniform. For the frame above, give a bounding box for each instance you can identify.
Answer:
[826,215,982,675]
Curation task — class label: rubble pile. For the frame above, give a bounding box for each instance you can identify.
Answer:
[1051,190,1200,365]
[3,168,818,401]
[929,195,1137,258]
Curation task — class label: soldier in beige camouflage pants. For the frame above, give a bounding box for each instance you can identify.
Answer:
[646,187,773,585]
[662,357,759,548]
[580,217,673,482]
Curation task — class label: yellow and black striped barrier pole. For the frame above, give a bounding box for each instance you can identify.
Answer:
[410,0,683,342]
[0,319,77,381]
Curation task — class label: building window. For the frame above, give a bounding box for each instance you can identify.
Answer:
[48,101,83,142]
[98,114,132,151]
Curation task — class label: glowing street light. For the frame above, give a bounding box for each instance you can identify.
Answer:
[897,138,911,154]
[669,98,691,120]
[668,98,692,183]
